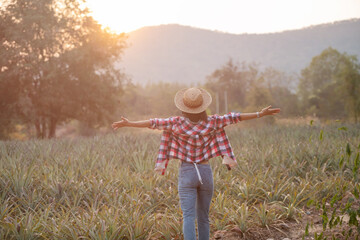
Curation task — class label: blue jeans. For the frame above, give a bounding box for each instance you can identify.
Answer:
[178,162,214,240]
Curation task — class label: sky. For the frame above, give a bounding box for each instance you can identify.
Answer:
[86,0,360,34]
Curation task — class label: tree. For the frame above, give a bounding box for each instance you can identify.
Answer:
[298,47,360,121]
[0,68,21,138]
[0,0,126,139]
[338,55,360,122]
[119,81,187,119]
[261,68,300,117]
[205,59,259,114]
[245,77,273,111]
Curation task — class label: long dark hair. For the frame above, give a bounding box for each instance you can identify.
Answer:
[182,111,208,123]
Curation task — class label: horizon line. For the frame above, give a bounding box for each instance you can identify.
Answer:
[124,17,360,36]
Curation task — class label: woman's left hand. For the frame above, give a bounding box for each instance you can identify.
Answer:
[260,105,281,117]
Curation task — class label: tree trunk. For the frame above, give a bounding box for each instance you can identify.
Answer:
[40,117,46,139]
[48,118,57,138]
[35,118,41,138]
[35,116,57,139]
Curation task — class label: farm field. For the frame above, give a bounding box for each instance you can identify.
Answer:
[0,122,359,239]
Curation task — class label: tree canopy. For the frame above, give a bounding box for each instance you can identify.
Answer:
[204,60,299,118]
[0,0,126,139]
[298,47,360,121]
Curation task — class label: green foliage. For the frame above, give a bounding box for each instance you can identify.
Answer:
[234,203,250,232]
[298,47,360,121]
[205,59,253,113]
[245,77,273,112]
[304,125,360,239]
[205,59,299,117]
[0,123,359,238]
[261,67,300,117]
[0,0,126,139]
[119,81,188,119]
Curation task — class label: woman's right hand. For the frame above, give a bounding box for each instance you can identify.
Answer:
[112,116,129,130]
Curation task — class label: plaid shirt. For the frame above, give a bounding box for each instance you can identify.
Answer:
[149,112,242,175]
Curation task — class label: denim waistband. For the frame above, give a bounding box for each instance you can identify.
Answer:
[180,161,209,184]
[181,161,210,166]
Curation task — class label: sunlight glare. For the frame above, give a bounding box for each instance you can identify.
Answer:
[86,0,360,34]
[86,0,181,33]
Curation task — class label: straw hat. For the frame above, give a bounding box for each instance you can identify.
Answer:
[174,87,212,114]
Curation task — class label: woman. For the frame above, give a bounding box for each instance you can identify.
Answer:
[112,87,280,240]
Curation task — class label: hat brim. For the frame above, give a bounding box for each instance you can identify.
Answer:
[174,88,212,114]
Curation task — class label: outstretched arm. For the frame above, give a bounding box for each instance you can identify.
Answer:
[240,105,280,121]
[112,117,151,130]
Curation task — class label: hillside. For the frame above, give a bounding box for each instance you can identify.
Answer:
[117,19,360,84]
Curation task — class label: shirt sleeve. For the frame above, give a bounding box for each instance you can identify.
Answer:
[213,112,242,128]
[148,117,178,131]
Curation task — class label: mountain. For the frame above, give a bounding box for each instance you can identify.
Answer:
[117,19,360,85]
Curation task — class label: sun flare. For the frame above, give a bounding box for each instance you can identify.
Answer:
[86,0,178,33]
[86,0,360,34]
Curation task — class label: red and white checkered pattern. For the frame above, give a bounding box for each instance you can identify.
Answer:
[149,112,242,175]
